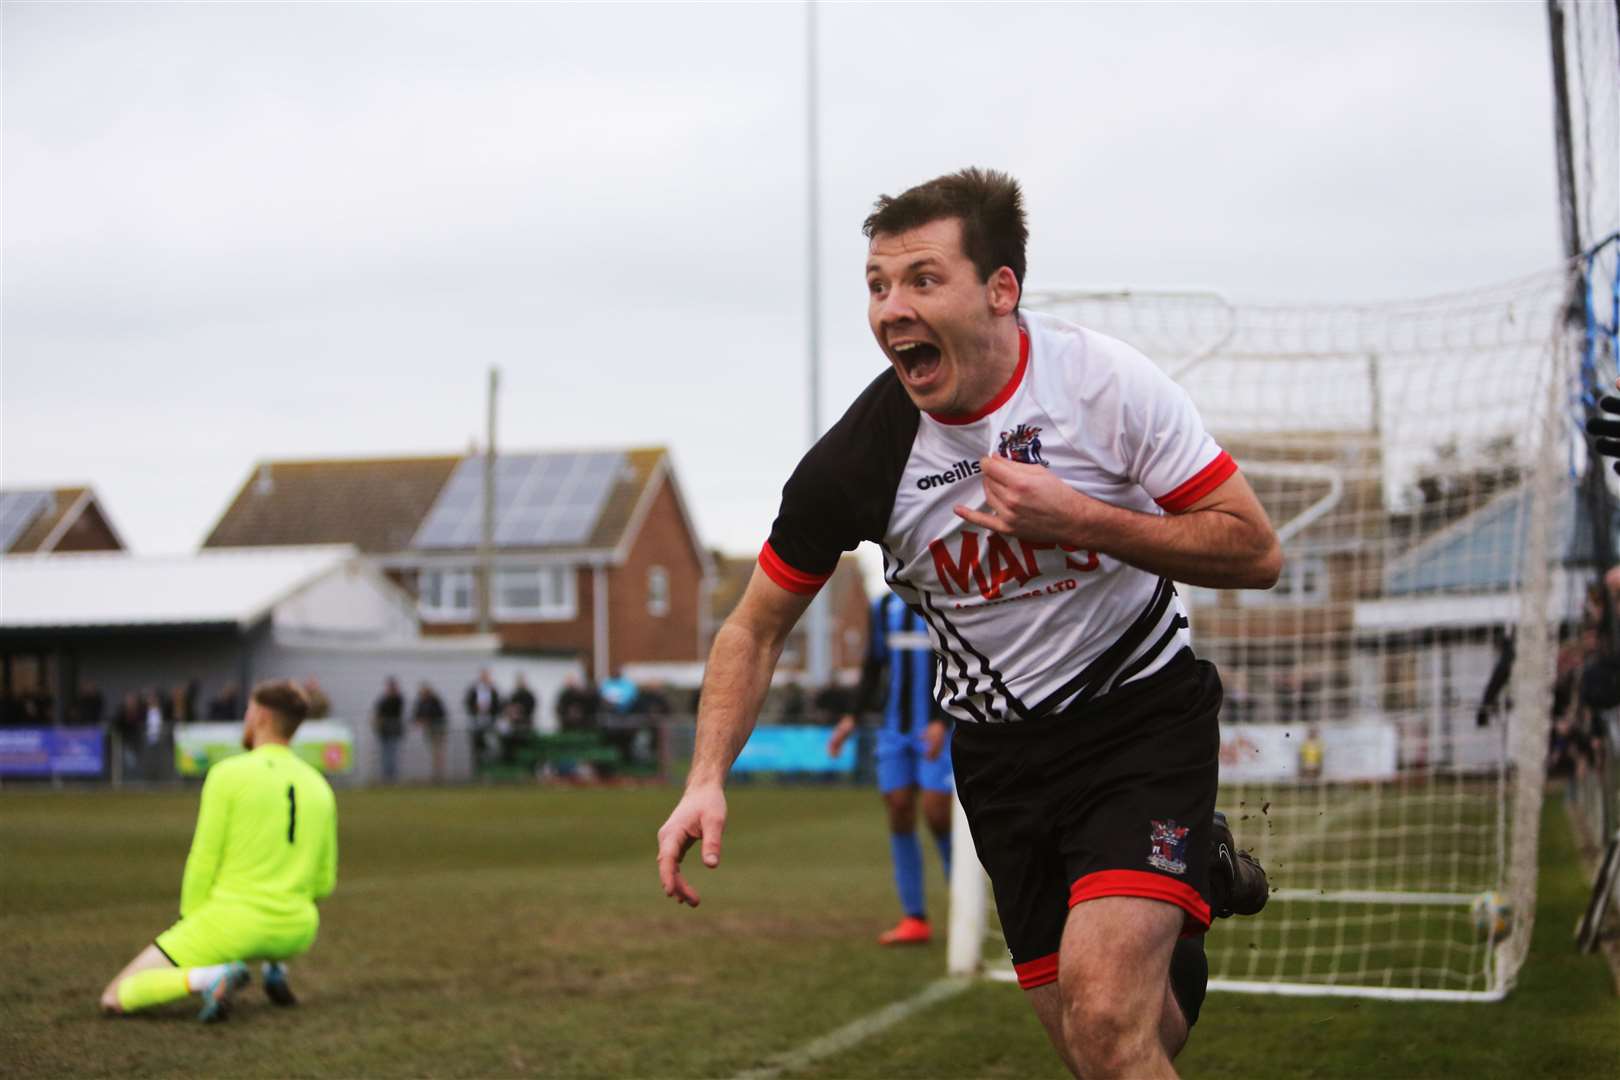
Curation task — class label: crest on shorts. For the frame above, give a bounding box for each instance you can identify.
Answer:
[1147,819,1191,875]
[996,424,1047,467]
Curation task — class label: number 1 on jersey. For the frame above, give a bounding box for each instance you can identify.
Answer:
[287,785,297,842]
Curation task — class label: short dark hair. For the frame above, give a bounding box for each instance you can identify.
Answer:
[862,167,1028,296]
[251,679,310,739]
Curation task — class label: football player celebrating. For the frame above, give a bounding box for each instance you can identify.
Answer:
[658,169,1277,1078]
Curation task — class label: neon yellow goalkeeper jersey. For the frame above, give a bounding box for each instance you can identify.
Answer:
[179,744,338,918]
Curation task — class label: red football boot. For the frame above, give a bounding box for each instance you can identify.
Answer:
[878,916,932,945]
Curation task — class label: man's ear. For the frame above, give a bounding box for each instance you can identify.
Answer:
[988,266,1020,317]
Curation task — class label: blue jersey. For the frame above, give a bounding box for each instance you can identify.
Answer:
[854,592,940,735]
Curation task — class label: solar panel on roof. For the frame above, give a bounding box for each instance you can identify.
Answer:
[411,451,627,550]
[0,491,55,554]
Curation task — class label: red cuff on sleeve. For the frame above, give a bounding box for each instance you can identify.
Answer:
[1068,869,1212,934]
[758,542,831,596]
[1013,952,1059,989]
[1155,451,1236,513]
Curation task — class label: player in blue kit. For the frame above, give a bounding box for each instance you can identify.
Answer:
[828,591,953,945]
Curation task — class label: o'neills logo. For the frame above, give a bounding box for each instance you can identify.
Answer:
[916,459,982,490]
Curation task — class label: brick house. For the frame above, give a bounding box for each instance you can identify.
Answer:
[1,487,126,555]
[203,448,711,678]
[707,550,870,679]
[1,486,129,719]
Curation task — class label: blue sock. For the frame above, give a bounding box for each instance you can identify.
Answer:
[933,830,952,878]
[890,832,925,919]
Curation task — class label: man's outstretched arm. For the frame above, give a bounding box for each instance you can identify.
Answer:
[656,567,814,907]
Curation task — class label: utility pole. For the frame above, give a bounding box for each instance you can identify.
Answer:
[478,366,499,634]
[803,0,832,688]
[1545,1,1618,624]
[1545,0,1582,267]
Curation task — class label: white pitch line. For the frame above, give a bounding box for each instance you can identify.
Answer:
[730,977,973,1080]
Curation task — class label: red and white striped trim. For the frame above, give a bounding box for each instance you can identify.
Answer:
[1154,451,1236,513]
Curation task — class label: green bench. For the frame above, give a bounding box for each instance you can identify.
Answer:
[476,731,624,780]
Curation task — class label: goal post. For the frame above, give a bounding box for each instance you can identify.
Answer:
[946,273,1589,1001]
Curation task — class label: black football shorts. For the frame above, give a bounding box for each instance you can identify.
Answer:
[951,648,1221,989]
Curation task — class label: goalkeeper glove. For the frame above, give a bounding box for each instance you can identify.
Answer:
[1587,395,1620,474]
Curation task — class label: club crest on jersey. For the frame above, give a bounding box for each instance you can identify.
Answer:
[1147,819,1191,875]
[997,424,1047,466]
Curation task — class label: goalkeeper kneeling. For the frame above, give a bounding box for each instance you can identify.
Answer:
[100,680,338,1023]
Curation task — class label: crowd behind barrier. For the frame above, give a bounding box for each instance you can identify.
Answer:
[0,667,870,788]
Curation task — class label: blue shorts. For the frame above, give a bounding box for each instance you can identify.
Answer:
[876,727,954,795]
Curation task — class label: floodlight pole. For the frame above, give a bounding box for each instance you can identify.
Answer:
[803,0,832,689]
[479,366,499,634]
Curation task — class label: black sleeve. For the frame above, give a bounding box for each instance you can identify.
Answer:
[762,372,919,588]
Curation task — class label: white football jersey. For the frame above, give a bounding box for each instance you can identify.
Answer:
[762,310,1235,724]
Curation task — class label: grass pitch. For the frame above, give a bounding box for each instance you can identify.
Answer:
[2,784,1615,1078]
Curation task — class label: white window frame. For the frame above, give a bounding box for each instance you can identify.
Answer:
[418,567,476,623]
[493,565,576,622]
[647,565,670,618]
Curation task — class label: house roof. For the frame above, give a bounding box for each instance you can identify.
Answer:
[588,448,667,551]
[1384,484,1614,595]
[1,486,126,555]
[204,455,461,554]
[204,447,678,559]
[0,545,363,631]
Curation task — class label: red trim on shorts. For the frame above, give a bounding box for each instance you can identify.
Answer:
[1068,869,1212,933]
[1013,951,1060,989]
[757,542,830,596]
[1154,451,1236,513]
[927,328,1030,426]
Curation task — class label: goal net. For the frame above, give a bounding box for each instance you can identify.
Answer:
[948,270,1594,1001]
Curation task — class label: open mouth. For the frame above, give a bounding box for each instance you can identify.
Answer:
[893,341,943,383]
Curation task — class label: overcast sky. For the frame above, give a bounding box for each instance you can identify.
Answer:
[2,1,1562,564]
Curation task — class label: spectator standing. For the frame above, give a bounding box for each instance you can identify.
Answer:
[78,682,106,727]
[636,681,672,718]
[141,689,171,781]
[372,677,406,785]
[114,692,143,778]
[413,682,449,783]
[595,672,638,773]
[207,683,241,722]
[599,670,638,714]
[178,680,201,725]
[302,678,331,720]
[464,670,502,770]
[510,675,537,728]
[499,699,535,765]
[632,681,673,771]
[554,676,599,733]
[1299,727,1325,781]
